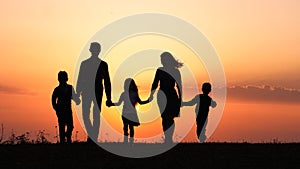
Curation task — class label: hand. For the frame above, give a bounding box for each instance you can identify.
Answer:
[106,100,113,107]
[211,100,217,108]
[148,95,154,102]
[75,98,81,105]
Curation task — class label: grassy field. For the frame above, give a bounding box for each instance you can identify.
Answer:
[0,142,299,169]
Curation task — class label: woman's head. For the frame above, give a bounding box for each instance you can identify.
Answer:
[124,78,138,92]
[160,52,183,69]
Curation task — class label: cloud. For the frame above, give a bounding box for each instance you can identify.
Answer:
[0,84,35,95]
[226,85,300,103]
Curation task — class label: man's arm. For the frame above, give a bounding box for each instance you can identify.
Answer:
[71,86,81,105]
[76,63,84,96]
[103,62,112,106]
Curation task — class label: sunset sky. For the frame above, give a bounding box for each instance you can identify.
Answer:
[0,0,300,143]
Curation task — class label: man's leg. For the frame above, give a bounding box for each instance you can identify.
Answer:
[93,92,102,142]
[82,96,93,142]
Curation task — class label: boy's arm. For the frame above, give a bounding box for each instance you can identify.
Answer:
[51,89,57,110]
[211,99,217,108]
[182,95,199,107]
[51,89,59,118]
[71,86,81,105]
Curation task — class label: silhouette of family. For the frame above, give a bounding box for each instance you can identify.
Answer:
[51,42,217,144]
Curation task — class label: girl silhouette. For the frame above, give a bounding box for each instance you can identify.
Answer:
[112,78,150,143]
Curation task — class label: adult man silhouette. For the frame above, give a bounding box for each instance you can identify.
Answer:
[76,42,112,143]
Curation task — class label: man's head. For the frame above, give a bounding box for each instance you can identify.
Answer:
[202,82,212,95]
[89,42,101,56]
[58,71,68,84]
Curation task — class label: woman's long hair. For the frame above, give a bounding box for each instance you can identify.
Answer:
[160,52,183,69]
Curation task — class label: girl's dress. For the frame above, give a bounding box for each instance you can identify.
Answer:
[119,91,142,126]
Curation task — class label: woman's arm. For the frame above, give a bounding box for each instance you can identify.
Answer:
[150,69,160,98]
[176,70,182,102]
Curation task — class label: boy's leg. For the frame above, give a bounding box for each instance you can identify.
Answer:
[196,117,208,143]
[58,123,66,144]
[199,120,208,143]
[66,115,74,144]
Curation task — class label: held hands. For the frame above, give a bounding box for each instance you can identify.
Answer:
[106,100,113,107]
[148,94,154,102]
[74,93,81,105]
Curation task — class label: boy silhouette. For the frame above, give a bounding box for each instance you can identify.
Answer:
[52,71,80,144]
[182,82,217,143]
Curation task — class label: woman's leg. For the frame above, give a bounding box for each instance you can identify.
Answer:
[162,116,175,143]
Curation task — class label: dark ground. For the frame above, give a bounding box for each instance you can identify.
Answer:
[0,142,299,169]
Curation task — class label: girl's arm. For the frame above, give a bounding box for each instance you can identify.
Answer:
[182,95,199,107]
[138,97,150,105]
[112,93,123,106]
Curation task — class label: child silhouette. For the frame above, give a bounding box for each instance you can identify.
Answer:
[182,82,217,143]
[52,71,80,144]
[112,78,150,143]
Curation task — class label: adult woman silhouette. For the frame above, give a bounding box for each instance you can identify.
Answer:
[149,52,183,143]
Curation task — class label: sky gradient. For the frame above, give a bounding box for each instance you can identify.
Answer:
[0,0,299,143]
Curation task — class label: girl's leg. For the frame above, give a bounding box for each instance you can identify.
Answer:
[129,125,134,143]
[129,125,134,138]
[123,117,129,143]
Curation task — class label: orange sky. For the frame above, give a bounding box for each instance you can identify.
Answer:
[0,0,300,143]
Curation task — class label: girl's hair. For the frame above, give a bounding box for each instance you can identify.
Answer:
[160,52,183,69]
[124,78,139,106]
[124,78,138,92]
